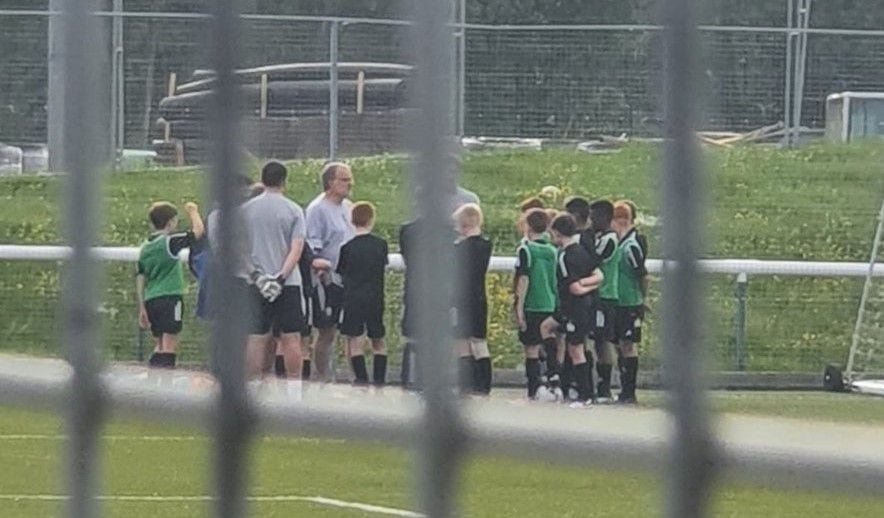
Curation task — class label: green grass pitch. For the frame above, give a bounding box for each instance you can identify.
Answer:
[0,391,883,517]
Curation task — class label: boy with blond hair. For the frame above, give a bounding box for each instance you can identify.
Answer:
[337,202,389,385]
[137,201,205,368]
[612,201,647,403]
[453,203,493,394]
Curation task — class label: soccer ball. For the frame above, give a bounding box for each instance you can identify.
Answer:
[540,185,561,198]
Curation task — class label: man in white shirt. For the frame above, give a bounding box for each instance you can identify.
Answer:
[306,162,355,381]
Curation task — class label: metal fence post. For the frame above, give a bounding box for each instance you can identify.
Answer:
[734,272,748,371]
[329,20,339,161]
[60,1,108,517]
[660,0,718,517]
[457,0,467,137]
[47,0,65,172]
[783,0,794,148]
[791,0,812,146]
[207,2,252,518]
[411,0,467,516]
[111,0,124,169]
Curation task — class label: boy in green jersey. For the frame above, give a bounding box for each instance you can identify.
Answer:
[589,199,620,402]
[612,201,647,403]
[514,208,559,399]
[137,201,205,368]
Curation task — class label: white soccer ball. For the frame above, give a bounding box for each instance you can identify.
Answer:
[540,185,561,198]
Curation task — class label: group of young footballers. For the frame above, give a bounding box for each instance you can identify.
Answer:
[510,196,647,406]
[134,159,647,406]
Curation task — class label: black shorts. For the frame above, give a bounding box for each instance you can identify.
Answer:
[615,306,644,344]
[401,306,414,338]
[561,308,592,346]
[593,299,617,344]
[145,295,183,337]
[311,282,343,329]
[339,298,385,339]
[453,301,488,340]
[518,311,553,346]
[251,285,307,336]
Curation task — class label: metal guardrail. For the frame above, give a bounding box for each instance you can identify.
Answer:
[2,245,882,277]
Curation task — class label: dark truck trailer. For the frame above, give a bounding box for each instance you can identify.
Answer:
[153,63,414,164]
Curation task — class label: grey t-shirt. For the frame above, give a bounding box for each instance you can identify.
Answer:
[242,191,307,286]
[306,194,354,281]
[207,208,248,281]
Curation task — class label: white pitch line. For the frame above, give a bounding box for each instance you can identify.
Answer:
[0,494,424,517]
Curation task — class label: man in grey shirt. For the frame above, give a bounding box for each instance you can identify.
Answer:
[241,161,308,380]
[306,162,355,381]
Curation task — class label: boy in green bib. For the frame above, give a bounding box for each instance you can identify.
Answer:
[612,201,648,403]
[514,208,559,399]
[136,201,205,368]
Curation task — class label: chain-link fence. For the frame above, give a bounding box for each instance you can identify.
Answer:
[3,9,884,167]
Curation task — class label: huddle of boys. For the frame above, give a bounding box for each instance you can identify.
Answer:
[513,196,647,406]
[135,165,644,404]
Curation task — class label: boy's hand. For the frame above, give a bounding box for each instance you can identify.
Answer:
[311,258,332,272]
[516,309,526,332]
[184,202,199,214]
[138,306,150,330]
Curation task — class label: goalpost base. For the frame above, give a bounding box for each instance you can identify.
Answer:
[823,365,847,392]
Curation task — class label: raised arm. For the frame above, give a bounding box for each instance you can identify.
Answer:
[184,202,205,240]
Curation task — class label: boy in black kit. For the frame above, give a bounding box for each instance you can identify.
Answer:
[564,196,595,252]
[453,203,494,394]
[337,202,389,385]
[548,214,604,407]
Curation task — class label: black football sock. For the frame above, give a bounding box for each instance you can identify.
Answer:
[350,355,369,384]
[372,354,387,386]
[573,362,592,402]
[148,352,160,367]
[542,338,560,385]
[624,357,639,399]
[597,362,613,397]
[274,355,287,378]
[560,355,573,396]
[156,352,175,369]
[474,357,492,394]
[526,358,542,398]
[458,356,476,394]
[301,359,311,380]
[585,354,596,399]
[401,342,415,389]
